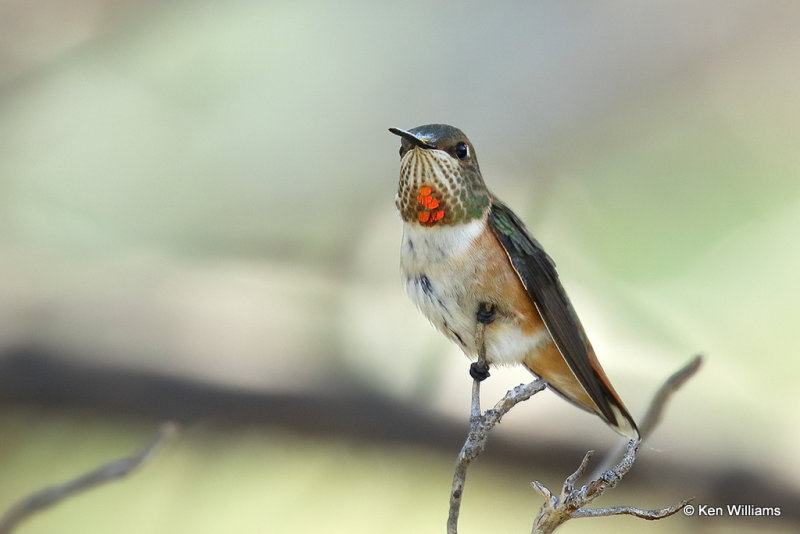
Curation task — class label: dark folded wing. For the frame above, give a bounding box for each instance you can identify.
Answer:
[487,198,620,426]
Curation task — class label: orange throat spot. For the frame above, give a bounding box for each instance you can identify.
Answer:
[416,185,445,225]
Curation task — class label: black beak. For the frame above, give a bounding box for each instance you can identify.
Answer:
[388,127,436,149]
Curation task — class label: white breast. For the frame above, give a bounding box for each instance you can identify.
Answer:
[400,219,549,365]
[400,219,484,272]
[400,220,484,353]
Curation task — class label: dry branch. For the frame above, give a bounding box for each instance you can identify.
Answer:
[447,377,547,534]
[447,316,547,534]
[530,439,691,533]
[446,354,703,534]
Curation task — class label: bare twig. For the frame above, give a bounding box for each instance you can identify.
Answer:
[571,499,692,520]
[530,356,703,533]
[531,443,691,534]
[446,317,547,534]
[0,422,178,534]
[562,450,594,495]
[447,375,547,534]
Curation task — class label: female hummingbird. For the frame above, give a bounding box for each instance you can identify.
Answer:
[390,124,638,439]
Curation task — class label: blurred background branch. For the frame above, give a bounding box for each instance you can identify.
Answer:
[592,355,704,477]
[0,423,176,534]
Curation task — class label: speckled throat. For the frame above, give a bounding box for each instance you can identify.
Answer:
[395,148,491,226]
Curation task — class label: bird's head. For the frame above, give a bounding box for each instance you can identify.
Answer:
[390,124,490,226]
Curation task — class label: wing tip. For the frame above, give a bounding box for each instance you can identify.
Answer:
[608,403,640,440]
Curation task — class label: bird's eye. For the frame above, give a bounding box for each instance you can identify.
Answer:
[454,142,468,160]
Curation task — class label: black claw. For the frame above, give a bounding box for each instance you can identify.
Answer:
[469,362,491,381]
[477,303,496,324]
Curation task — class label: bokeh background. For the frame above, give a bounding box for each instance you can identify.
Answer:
[1,1,798,533]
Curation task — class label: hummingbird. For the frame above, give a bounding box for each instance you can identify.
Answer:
[390,124,638,439]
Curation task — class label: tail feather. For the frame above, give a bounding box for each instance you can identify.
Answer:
[522,345,639,440]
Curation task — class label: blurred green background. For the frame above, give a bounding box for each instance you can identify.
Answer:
[1,1,798,533]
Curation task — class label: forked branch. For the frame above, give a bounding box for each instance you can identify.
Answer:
[447,352,704,534]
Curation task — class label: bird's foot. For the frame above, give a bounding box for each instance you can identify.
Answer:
[476,303,495,324]
[469,362,491,381]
